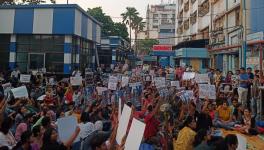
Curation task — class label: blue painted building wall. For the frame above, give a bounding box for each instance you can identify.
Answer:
[250,0,264,33]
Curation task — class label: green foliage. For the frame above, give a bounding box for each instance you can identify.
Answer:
[137,39,159,54]
[87,7,129,41]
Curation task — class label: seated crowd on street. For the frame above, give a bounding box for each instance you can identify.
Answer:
[0,64,264,150]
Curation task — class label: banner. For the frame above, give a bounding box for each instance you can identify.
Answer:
[11,86,28,98]
[20,74,31,83]
[198,84,216,99]
[70,76,82,86]
[195,74,210,84]
[182,72,195,80]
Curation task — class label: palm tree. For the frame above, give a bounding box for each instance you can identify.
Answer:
[132,16,145,54]
[121,7,139,50]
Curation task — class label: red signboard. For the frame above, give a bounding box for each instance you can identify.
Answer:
[153,45,172,51]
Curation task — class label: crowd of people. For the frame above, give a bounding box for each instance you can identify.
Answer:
[0,64,264,150]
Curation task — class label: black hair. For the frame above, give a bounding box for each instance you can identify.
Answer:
[41,117,51,128]
[90,132,109,150]
[80,112,90,123]
[32,125,41,137]
[20,130,32,144]
[42,128,55,146]
[240,67,245,70]
[209,136,227,150]
[193,129,207,147]
[183,116,194,128]
[225,134,238,148]
[0,117,13,135]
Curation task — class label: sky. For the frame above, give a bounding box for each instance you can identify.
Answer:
[56,0,162,22]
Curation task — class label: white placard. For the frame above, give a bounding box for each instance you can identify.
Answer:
[198,84,216,99]
[116,104,132,145]
[57,116,78,143]
[11,86,28,98]
[108,76,118,90]
[236,134,247,150]
[70,76,82,86]
[124,118,146,150]
[2,82,11,96]
[182,72,195,80]
[121,76,129,87]
[96,87,108,95]
[195,74,210,84]
[180,90,194,102]
[37,95,46,101]
[171,81,180,87]
[154,77,166,88]
[20,74,31,83]
[118,98,122,119]
[48,78,55,85]
[149,70,155,76]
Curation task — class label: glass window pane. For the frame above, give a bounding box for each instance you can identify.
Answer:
[17,35,30,44]
[16,52,28,63]
[16,62,27,73]
[46,53,64,63]
[54,35,64,44]
[17,44,29,52]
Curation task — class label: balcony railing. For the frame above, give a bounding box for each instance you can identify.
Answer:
[198,0,209,17]
[190,11,197,25]
[184,0,189,12]
[184,19,190,30]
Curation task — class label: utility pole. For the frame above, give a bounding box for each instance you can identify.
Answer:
[241,0,247,67]
[67,0,69,4]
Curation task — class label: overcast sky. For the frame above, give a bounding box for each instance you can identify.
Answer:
[56,0,163,22]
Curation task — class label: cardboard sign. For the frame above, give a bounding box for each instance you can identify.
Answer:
[37,95,46,101]
[57,116,78,143]
[182,72,195,80]
[180,90,194,102]
[121,76,129,87]
[116,104,132,145]
[20,74,31,83]
[11,86,28,98]
[198,84,216,99]
[145,75,152,82]
[70,76,82,86]
[108,76,118,90]
[195,74,210,84]
[171,81,180,87]
[154,77,166,88]
[124,118,146,150]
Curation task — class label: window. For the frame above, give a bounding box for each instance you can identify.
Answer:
[153,20,159,23]
[153,14,159,18]
[161,14,167,18]
[152,25,158,28]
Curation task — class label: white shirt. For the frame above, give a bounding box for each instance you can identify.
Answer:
[11,70,20,78]
[78,122,95,139]
[0,131,16,149]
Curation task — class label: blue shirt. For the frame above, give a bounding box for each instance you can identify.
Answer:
[239,73,249,88]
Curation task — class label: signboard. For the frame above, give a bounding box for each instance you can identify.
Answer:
[2,82,11,96]
[153,45,172,51]
[20,74,31,83]
[171,81,180,88]
[154,77,166,88]
[198,84,216,99]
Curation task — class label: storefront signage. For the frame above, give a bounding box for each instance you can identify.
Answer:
[153,45,172,51]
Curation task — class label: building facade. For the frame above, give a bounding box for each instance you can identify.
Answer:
[0,4,101,74]
[137,3,176,42]
[97,36,130,66]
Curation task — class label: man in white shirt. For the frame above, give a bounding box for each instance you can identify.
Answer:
[10,67,20,78]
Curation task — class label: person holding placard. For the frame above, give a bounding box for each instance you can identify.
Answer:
[41,126,80,150]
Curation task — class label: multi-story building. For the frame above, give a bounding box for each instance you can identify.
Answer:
[137,3,176,44]
[175,0,211,45]
[0,4,101,74]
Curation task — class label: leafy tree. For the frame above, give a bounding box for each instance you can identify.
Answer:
[137,39,159,55]
[121,7,139,48]
[131,16,145,53]
[88,7,129,41]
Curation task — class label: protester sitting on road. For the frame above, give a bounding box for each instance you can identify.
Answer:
[215,101,235,130]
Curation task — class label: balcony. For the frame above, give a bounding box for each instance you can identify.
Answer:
[198,0,209,17]
[184,0,189,12]
[184,19,190,30]
[190,11,197,25]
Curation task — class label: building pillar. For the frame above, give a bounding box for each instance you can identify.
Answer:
[228,55,232,71]
[232,55,235,71]
[9,35,16,70]
[76,38,80,68]
[64,35,72,74]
